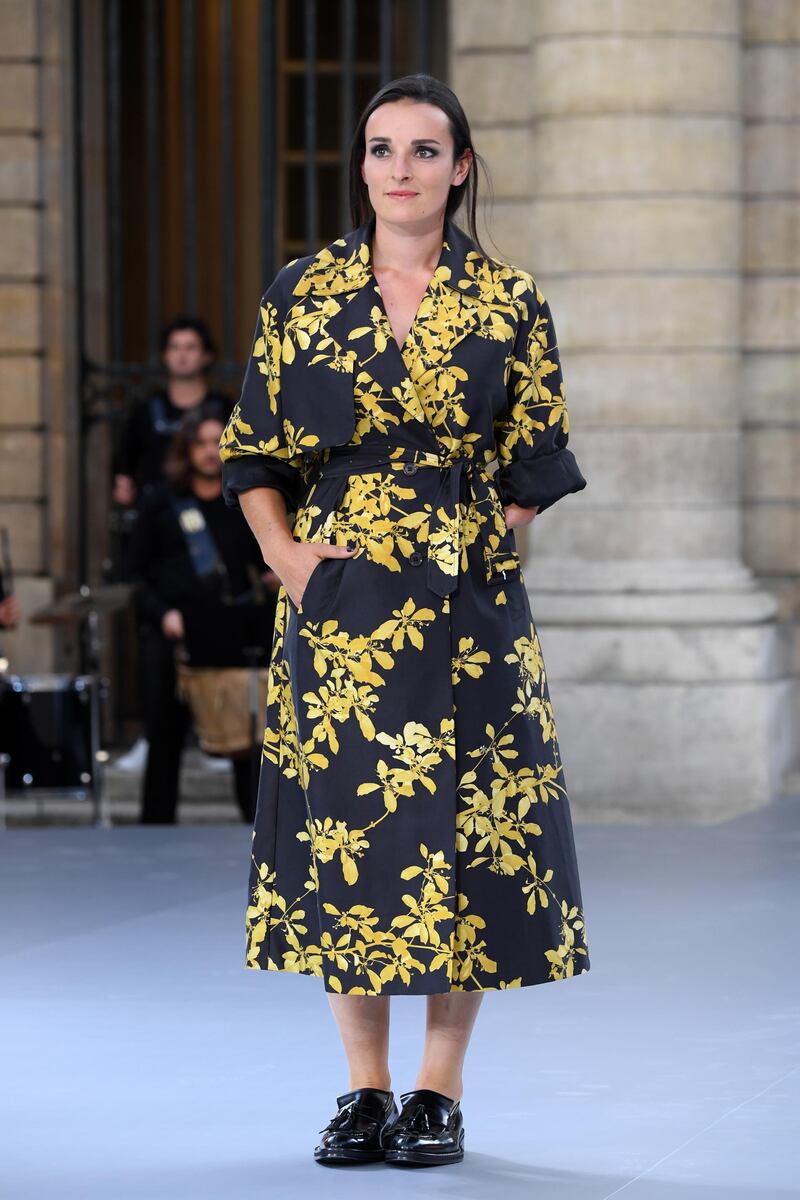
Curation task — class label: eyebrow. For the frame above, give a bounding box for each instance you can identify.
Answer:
[367,137,442,145]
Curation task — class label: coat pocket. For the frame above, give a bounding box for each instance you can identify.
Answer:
[294,554,348,621]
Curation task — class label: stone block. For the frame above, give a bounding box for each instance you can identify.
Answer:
[574,428,739,504]
[0,284,39,351]
[0,65,38,131]
[744,124,800,195]
[0,356,42,425]
[476,201,530,266]
[532,116,739,195]
[532,37,739,117]
[742,352,800,424]
[742,428,800,501]
[744,278,800,351]
[531,197,740,273]
[0,430,43,499]
[451,0,531,49]
[451,53,532,124]
[744,0,800,42]
[743,46,800,119]
[0,503,42,574]
[472,127,530,197]
[0,0,37,56]
[527,500,741,561]
[564,351,739,427]
[0,134,38,201]
[547,676,789,821]
[541,621,789,684]
[743,503,800,573]
[541,275,740,351]
[532,0,739,36]
[0,207,39,277]
[744,201,800,273]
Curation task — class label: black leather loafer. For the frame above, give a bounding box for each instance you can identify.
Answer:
[314,1087,398,1165]
[383,1088,465,1166]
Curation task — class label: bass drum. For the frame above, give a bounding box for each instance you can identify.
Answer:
[0,673,95,790]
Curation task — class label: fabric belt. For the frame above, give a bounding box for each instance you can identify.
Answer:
[315,446,520,598]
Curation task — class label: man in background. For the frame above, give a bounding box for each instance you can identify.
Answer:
[113,315,232,773]
[113,315,231,507]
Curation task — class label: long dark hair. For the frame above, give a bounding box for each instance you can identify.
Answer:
[348,73,499,265]
[164,401,228,495]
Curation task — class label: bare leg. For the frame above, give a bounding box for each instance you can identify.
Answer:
[415,992,484,1100]
[327,994,392,1091]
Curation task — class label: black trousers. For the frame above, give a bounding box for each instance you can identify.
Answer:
[139,630,257,825]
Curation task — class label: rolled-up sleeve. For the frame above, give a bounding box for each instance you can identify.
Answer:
[493,282,587,516]
[220,273,307,513]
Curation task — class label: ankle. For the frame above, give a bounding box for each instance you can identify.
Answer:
[414,1075,463,1102]
[349,1075,392,1093]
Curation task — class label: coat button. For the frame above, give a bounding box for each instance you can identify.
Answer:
[403,462,418,475]
[409,551,424,566]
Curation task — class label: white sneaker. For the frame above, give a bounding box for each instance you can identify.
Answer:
[114,737,149,773]
[198,751,231,773]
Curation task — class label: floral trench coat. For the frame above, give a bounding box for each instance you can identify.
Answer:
[220,213,591,995]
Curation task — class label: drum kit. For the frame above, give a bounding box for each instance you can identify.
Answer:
[0,583,131,828]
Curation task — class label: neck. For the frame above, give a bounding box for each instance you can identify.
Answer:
[169,377,207,409]
[370,214,446,275]
[191,474,221,501]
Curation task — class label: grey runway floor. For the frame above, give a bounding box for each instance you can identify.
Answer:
[2,799,799,1200]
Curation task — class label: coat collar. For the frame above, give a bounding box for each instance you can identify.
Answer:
[290,213,524,309]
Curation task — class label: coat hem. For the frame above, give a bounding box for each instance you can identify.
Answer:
[244,957,591,996]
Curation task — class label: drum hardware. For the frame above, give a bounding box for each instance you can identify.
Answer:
[0,672,111,827]
[0,752,9,832]
[3,582,133,828]
[29,583,134,625]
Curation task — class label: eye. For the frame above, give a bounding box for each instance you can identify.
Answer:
[370,144,390,156]
[415,146,437,158]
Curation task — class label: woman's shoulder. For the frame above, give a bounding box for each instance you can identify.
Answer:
[259,254,317,309]
[486,255,540,306]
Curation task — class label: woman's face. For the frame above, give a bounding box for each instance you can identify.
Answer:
[361,98,472,229]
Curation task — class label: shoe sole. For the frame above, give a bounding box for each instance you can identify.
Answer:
[384,1144,465,1167]
[314,1148,386,1165]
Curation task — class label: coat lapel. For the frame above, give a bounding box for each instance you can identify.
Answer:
[280,214,520,449]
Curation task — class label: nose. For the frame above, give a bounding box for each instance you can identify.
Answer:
[392,156,412,182]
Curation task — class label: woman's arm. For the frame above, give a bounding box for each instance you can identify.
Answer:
[239,486,355,610]
[494,279,587,519]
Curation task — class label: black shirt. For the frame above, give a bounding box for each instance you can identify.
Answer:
[127,483,275,666]
[115,389,233,492]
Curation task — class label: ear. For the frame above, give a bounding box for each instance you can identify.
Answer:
[454,148,473,187]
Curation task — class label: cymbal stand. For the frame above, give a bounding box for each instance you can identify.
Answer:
[0,752,9,831]
[81,590,111,828]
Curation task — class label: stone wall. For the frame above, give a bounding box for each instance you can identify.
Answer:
[0,0,79,673]
[742,0,800,673]
[449,0,798,818]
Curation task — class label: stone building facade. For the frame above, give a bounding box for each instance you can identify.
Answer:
[1,0,797,819]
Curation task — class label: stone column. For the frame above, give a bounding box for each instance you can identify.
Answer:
[742,1,800,790]
[451,0,795,819]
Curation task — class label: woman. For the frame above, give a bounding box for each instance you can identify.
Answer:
[220,74,591,1168]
